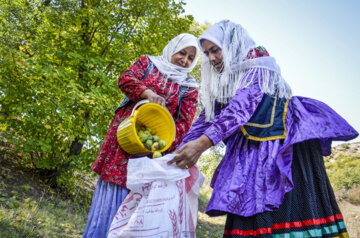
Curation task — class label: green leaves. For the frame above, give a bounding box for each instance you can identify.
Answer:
[326,154,360,190]
[198,143,226,180]
[0,0,195,191]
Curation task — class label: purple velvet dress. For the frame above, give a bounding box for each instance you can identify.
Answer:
[179,76,358,219]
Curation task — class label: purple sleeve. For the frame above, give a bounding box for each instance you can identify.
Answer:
[177,109,213,148]
[204,83,264,146]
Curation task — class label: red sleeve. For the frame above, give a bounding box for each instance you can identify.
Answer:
[167,88,199,152]
[118,56,149,102]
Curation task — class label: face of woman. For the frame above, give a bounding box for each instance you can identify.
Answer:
[201,39,223,72]
[171,46,197,68]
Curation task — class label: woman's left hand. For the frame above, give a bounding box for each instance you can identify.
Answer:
[168,134,213,169]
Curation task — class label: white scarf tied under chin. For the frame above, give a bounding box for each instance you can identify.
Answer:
[198,20,292,121]
[148,33,200,88]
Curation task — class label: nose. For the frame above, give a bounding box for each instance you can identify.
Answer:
[180,58,186,66]
[179,57,188,67]
[209,53,216,62]
[184,58,191,67]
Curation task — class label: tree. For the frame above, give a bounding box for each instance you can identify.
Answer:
[0,0,194,192]
[198,142,225,180]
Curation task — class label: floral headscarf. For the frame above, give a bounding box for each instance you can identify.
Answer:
[198,20,291,121]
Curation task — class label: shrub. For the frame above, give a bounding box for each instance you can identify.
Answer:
[326,155,360,190]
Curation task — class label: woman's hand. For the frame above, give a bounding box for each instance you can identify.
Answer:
[168,134,213,169]
[140,89,166,107]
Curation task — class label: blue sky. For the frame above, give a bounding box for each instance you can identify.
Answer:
[183,0,360,143]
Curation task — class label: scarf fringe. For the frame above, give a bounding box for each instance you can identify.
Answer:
[201,65,292,121]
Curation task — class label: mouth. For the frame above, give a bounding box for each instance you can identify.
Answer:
[211,61,221,67]
[175,62,185,67]
[212,62,224,71]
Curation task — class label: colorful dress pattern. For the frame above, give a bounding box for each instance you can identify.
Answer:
[91,56,199,187]
[179,47,358,237]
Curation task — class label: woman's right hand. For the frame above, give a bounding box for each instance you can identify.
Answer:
[168,135,213,169]
[140,89,166,107]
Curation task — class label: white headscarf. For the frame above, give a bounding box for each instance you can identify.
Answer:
[198,20,292,121]
[148,33,200,88]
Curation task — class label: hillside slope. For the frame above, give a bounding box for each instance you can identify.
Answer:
[0,142,359,237]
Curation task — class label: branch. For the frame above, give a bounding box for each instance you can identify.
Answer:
[99,0,126,57]
[100,20,125,58]
[42,0,52,7]
[123,3,146,44]
[89,22,98,43]
[104,60,114,75]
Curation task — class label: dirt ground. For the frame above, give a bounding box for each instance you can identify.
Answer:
[335,191,360,237]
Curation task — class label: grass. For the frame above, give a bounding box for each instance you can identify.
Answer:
[0,157,89,238]
[0,177,225,238]
[196,181,226,238]
[1,178,358,238]
[1,141,360,237]
[0,188,87,237]
[1,168,360,238]
[0,143,227,237]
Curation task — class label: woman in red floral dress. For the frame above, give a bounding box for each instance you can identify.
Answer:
[83,33,200,237]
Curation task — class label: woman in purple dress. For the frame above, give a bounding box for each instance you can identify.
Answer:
[169,20,358,237]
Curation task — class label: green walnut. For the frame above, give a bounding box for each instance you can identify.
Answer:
[152,151,162,159]
[158,140,166,149]
[152,135,159,142]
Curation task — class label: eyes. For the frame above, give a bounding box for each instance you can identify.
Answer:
[204,46,220,57]
[179,50,194,62]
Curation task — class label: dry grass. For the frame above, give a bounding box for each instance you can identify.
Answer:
[338,200,360,237]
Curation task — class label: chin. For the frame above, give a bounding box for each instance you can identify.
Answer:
[214,65,224,73]
[211,63,224,73]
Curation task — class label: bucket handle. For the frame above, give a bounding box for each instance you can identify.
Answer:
[131,99,150,117]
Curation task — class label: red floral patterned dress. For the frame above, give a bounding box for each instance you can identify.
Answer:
[91,56,199,187]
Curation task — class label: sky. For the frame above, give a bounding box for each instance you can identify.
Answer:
[182,0,360,144]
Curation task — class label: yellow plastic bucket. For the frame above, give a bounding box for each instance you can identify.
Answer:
[116,100,176,154]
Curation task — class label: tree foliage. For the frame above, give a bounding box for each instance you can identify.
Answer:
[198,142,225,180]
[0,0,195,191]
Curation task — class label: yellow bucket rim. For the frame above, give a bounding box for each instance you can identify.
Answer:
[130,100,176,153]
